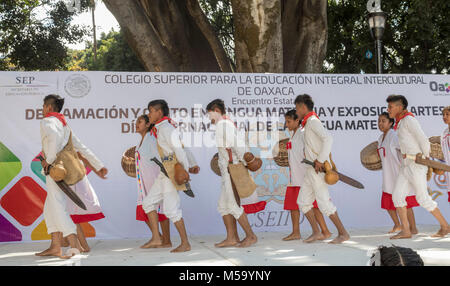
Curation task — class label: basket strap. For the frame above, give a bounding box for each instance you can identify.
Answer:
[226,148,233,163]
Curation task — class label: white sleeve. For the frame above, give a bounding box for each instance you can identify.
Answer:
[391,132,403,163]
[407,117,430,157]
[310,119,333,163]
[71,131,104,171]
[40,120,59,164]
[216,121,246,162]
[184,147,198,168]
[161,125,190,170]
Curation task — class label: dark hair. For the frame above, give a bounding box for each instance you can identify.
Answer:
[294,94,314,110]
[206,99,226,115]
[379,112,394,128]
[285,109,299,121]
[148,99,169,116]
[386,95,408,109]
[379,245,424,266]
[138,114,153,133]
[44,94,65,113]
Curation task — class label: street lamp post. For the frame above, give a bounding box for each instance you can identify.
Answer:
[368,11,387,74]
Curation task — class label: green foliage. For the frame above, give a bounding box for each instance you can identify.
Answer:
[326,0,450,74]
[0,0,90,71]
[66,29,144,71]
[198,0,235,67]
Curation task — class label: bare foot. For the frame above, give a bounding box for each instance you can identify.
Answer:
[170,243,191,253]
[410,227,419,235]
[80,246,90,253]
[329,233,350,244]
[388,226,402,234]
[282,233,301,241]
[390,230,412,240]
[303,233,322,243]
[35,247,62,257]
[157,242,173,248]
[61,239,69,247]
[431,226,449,238]
[60,248,80,259]
[140,238,163,249]
[318,231,332,240]
[237,235,257,248]
[215,238,240,248]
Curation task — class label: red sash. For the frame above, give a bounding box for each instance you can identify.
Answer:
[44,112,67,126]
[151,116,177,138]
[393,111,414,131]
[301,111,319,128]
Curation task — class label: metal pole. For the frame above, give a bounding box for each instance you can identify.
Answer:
[376,39,383,74]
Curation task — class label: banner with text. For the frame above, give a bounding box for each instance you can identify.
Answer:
[0,72,448,242]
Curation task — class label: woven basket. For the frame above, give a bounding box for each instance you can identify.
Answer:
[210,153,221,176]
[429,136,444,160]
[360,141,382,171]
[121,146,136,178]
[272,138,289,167]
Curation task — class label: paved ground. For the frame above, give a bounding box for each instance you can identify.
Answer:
[0,225,448,266]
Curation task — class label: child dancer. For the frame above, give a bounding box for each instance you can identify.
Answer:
[283,109,331,241]
[206,99,258,248]
[134,114,171,248]
[377,112,418,234]
[386,95,448,239]
[295,94,350,244]
[441,106,450,203]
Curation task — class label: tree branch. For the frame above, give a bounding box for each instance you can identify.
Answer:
[186,0,233,72]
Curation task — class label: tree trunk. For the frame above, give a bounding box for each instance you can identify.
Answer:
[281,0,327,73]
[103,0,328,73]
[103,0,222,72]
[231,0,283,73]
[91,1,97,62]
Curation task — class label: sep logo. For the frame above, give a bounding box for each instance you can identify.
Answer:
[429,81,449,95]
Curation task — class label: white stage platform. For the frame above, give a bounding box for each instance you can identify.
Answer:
[0,225,448,266]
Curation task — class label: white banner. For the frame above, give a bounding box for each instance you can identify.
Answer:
[0,71,448,243]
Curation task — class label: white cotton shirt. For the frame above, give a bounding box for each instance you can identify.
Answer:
[40,116,103,171]
[378,129,413,195]
[441,127,450,192]
[396,116,430,157]
[288,128,306,187]
[154,120,190,170]
[216,118,248,175]
[303,116,333,163]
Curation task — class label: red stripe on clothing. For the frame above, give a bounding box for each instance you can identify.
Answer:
[243,201,266,214]
[70,212,105,224]
[301,111,319,128]
[381,192,419,210]
[136,205,168,222]
[45,112,67,126]
[393,111,414,131]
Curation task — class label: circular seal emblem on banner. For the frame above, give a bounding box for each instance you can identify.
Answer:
[64,74,91,98]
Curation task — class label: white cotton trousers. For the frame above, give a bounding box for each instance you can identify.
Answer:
[392,158,437,212]
[142,173,182,223]
[297,167,337,217]
[218,172,244,220]
[43,176,77,237]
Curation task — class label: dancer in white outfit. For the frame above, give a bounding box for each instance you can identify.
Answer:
[207,99,258,248]
[142,100,192,252]
[295,94,350,244]
[386,95,449,239]
[36,94,108,259]
[377,112,418,234]
[441,106,450,203]
[282,109,331,241]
